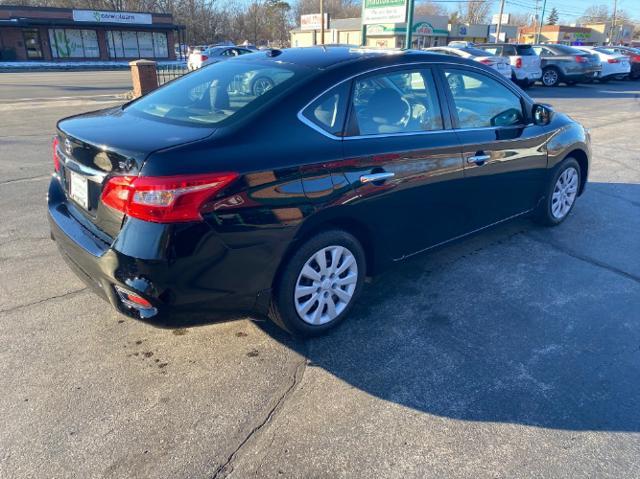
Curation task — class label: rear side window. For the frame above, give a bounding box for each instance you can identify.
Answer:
[302,82,350,136]
[128,60,306,127]
[350,69,443,136]
[480,46,500,56]
[502,45,517,56]
[516,45,536,56]
[444,68,524,129]
[461,47,494,57]
[550,44,583,55]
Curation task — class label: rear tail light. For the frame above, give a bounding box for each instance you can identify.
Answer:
[114,286,157,318]
[479,59,493,65]
[52,136,61,173]
[101,172,238,223]
[200,54,208,62]
[515,58,522,69]
[575,56,587,63]
[632,55,640,62]
[608,58,620,64]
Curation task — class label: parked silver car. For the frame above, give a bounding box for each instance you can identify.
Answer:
[532,44,601,86]
[187,46,253,71]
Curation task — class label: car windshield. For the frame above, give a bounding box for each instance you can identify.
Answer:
[515,45,536,56]
[460,47,493,57]
[128,59,308,127]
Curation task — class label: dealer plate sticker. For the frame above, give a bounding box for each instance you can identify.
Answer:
[69,171,89,210]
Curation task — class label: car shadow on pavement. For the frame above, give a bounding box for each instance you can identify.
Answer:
[256,181,640,433]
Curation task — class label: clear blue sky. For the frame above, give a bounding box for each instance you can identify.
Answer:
[494,0,640,24]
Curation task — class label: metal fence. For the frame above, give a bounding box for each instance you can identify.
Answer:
[156,64,190,86]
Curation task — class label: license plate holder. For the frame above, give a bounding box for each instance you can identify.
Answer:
[69,170,89,210]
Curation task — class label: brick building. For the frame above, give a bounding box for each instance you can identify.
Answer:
[0,5,185,62]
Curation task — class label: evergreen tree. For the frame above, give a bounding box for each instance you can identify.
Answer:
[546,7,559,26]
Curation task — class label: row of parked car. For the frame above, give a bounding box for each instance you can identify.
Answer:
[426,42,640,87]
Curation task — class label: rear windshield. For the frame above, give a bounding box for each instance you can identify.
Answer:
[128,59,309,127]
[594,47,616,55]
[515,45,536,56]
[551,44,585,55]
[460,47,493,57]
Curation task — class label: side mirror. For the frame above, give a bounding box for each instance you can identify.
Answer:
[532,103,553,126]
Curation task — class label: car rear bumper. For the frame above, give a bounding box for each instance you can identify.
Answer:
[513,68,542,81]
[47,177,270,325]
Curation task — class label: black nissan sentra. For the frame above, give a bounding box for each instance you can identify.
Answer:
[48,47,591,336]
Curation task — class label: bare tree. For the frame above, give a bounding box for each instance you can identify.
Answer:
[456,0,493,24]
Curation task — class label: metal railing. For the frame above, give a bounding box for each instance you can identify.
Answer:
[156,64,190,86]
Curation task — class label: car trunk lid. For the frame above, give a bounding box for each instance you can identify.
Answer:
[56,106,215,239]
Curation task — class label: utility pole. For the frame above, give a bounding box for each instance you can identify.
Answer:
[495,0,506,43]
[532,0,539,42]
[608,0,618,45]
[536,0,547,43]
[319,0,325,45]
[404,0,415,49]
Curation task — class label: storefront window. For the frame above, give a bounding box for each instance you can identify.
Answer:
[23,29,43,59]
[107,30,168,59]
[49,29,99,58]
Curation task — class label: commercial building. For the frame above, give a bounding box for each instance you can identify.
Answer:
[291,15,450,49]
[519,25,600,45]
[0,5,185,62]
[519,23,635,46]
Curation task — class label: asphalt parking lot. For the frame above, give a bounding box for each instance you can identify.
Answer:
[1,72,639,478]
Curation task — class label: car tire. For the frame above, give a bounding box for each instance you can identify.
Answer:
[534,158,581,227]
[269,230,366,337]
[542,67,560,87]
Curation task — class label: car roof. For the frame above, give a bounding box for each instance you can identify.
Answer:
[238,46,467,70]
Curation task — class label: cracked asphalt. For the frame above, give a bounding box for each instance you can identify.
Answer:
[0,73,639,478]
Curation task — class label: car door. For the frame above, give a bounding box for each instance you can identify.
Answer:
[339,66,466,259]
[439,66,550,230]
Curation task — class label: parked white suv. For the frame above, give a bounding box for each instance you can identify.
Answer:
[475,43,542,87]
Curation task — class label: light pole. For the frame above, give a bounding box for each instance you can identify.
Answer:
[319,0,325,45]
[536,0,547,43]
[495,0,505,43]
[404,0,415,49]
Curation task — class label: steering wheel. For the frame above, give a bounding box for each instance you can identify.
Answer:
[397,97,412,128]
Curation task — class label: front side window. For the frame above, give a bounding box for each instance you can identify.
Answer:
[302,82,350,136]
[129,60,306,126]
[350,69,443,136]
[444,69,524,129]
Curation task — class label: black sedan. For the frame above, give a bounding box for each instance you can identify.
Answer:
[48,47,591,336]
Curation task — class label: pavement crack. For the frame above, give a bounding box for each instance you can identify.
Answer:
[211,347,308,479]
[525,234,640,284]
[0,287,88,314]
[0,174,50,186]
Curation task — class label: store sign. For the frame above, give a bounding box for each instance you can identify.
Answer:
[366,21,446,36]
[362,0,407,25]
[300,13,329,30]
[72,10,152,25]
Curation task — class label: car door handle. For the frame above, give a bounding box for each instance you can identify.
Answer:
[360,172,395,184]
[467,154,491,165]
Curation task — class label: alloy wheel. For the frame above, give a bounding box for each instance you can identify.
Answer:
[294,245,358,325]
[543,69,558,86]
[551,167,578,219]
